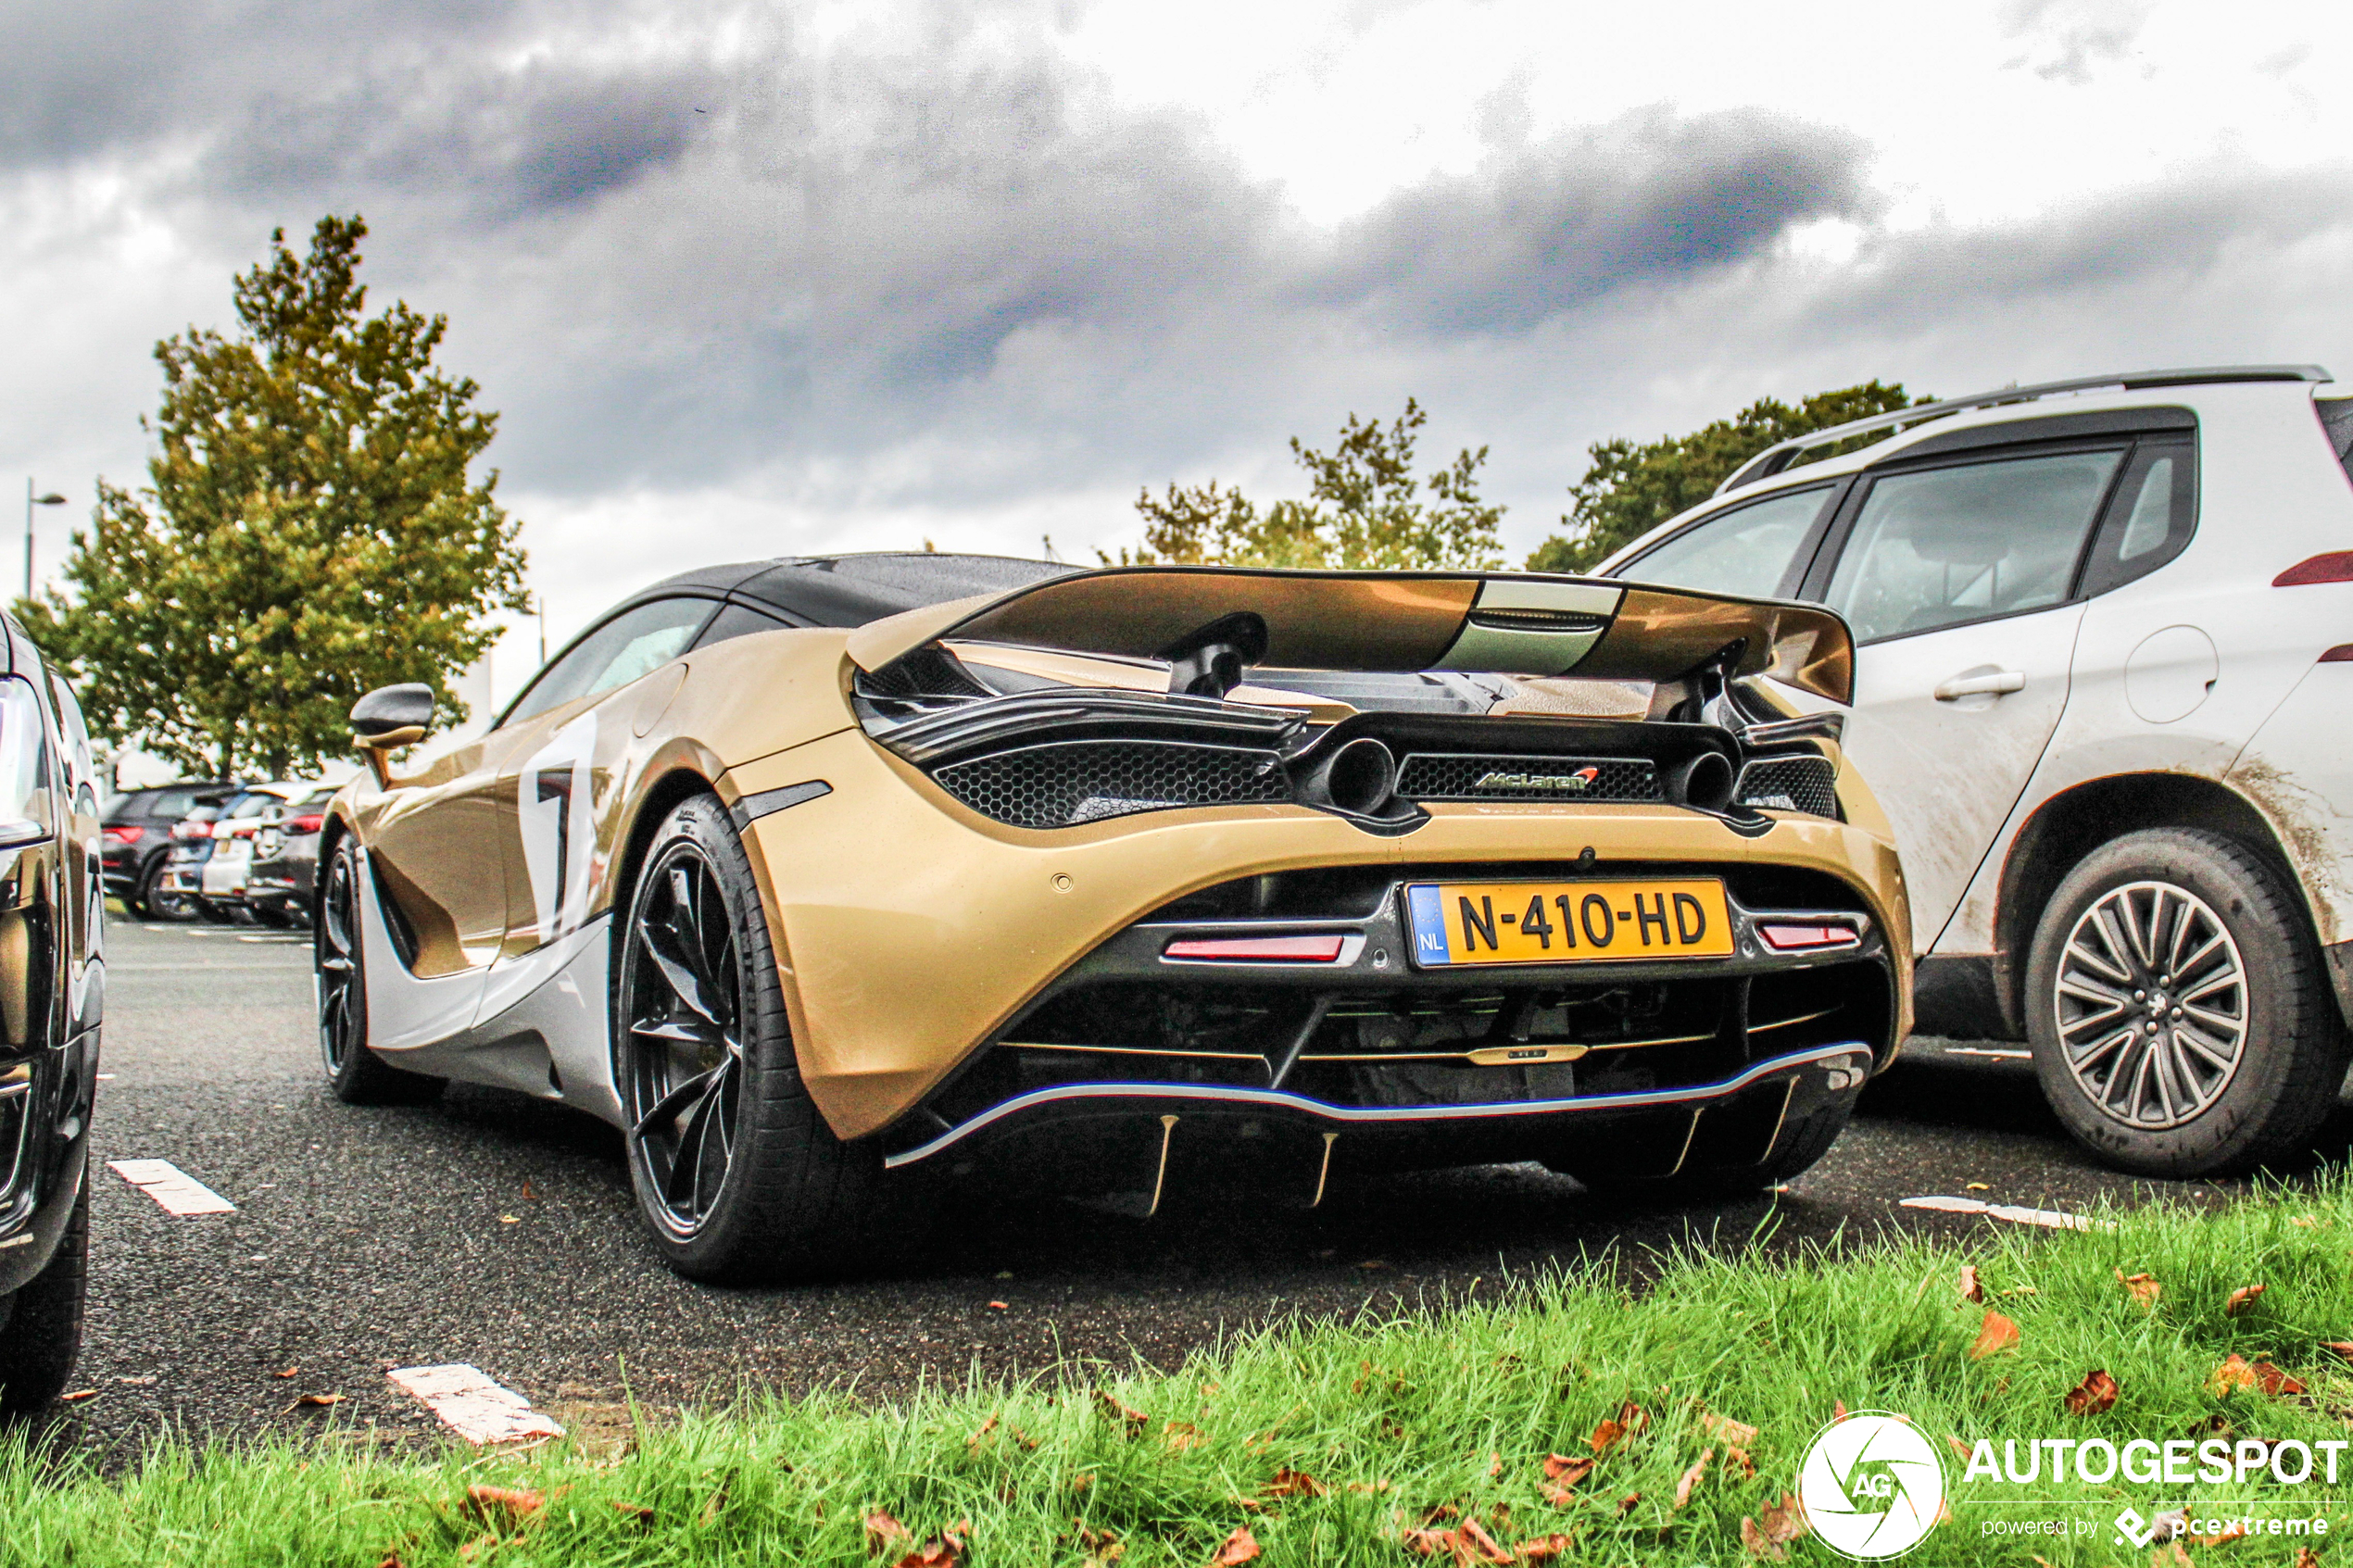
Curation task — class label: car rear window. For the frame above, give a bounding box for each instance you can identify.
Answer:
[2320,397,2353,484]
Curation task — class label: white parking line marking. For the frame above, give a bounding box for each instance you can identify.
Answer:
[1938,1047,2033,1060]
[1899,1195,2114,1232]
[107,1159,236,1216]
[386,1364,564,1444]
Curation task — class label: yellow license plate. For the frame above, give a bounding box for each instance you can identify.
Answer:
[1403,879,1734,966]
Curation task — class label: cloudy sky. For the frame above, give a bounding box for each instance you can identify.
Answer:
[6,0,2352,707]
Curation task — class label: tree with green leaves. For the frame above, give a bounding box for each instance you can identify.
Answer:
[1116,399,1505,571]
[1525,381,1931,573]
[23,216,529,779]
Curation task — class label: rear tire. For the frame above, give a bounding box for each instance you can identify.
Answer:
[139,857,194,922]
[2025,828,2348,1177]
[316,838,444,1106]
[614,795,900,1282]
[0,1175,88,1416]
[193,897,233,925]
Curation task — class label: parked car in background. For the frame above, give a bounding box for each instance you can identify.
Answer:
[1599,363,2353,1178]
[157,785,301,923]
[100,782,231,919]
[0,614,105,1414]
[245,783,338,928]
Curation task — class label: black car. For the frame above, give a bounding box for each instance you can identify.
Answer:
[100,782,230,920]
[245,783,338,928]
[0,616,105,1414]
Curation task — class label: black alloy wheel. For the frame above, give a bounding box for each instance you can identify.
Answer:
[614,796,900,1282]
[316,838,443,1105]
[620,836,746,1236]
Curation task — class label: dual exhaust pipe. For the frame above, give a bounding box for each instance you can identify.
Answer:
[1298,737,1743,828]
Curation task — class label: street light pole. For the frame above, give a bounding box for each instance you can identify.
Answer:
[22,481,65,602]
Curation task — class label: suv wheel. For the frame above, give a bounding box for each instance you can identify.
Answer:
[2025,828,2348,1176]
[0,1173,88,1415]
[138,856,194,922]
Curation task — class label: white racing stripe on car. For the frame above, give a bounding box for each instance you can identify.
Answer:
[386,1363,564,1444]
[1899,1195,2114,1232]
[107,1159,236,1216]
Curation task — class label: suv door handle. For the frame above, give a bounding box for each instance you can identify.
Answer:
[1933,670,2027,701]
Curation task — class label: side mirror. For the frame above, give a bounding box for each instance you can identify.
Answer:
[350,684,434,786]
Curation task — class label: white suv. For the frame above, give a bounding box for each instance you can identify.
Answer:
[1599,365,2353,1177]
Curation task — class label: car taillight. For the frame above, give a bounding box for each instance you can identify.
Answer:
[2272,552,2353,586]
[287,813,324,834]
[231,822,259,838]
[103,824,144,845]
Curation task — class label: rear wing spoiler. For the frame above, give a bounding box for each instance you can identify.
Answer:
[845,567,1854,705]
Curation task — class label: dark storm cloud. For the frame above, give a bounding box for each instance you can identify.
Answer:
[1310,108,1874,332]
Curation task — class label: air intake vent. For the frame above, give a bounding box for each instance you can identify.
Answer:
[1736,756,1840,818]
[1397,753,1661,802]
[934,741,1290,828]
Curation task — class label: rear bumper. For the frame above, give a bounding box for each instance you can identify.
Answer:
[885,1040,1869,1189]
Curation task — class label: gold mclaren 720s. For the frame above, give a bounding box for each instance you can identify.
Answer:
[318,554,1911,1280]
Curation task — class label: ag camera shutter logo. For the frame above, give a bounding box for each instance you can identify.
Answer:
[1798,1411,1946,1559]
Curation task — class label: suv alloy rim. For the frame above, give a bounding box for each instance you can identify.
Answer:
[2054,879,2248,1130]
[317,852,360,1073]
[619,844,744,1236]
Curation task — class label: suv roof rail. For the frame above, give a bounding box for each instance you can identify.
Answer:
[1715,363,2334,496]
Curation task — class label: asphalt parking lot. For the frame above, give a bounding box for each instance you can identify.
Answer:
[45,915,2353,1461]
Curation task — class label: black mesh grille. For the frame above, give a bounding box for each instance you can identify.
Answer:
[934,741,1290,828]
[1737,756,1839,818]
[1398,753,1661,802]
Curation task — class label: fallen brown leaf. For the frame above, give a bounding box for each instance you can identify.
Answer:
[1957,1265,1983,1303]
[1486,1450,1503,1479]
[1697,1409,1759,1445]
[1207,1524,1261,1565]
[373,1555,406,1568]
[271,1366,299,1379]
[1965,1181,1990,1192]
[1587,1400,1647,1454]
[465,1486,545,1524]
[1740,1517,1784,1562]
[865,1510,915,1554]
[1263,1467,1327,1499]
[2150,1541,2194,1568]
[2116,1271,2161,1309]
[1615,1493,1641,1516]
[986,1300,1009,1311]
[1164,1421,1206,1452]
[1587,1417,1626,1455]
[2189,1519,2247,1546]
[454,1534,498,1563]
[57,1389,98,1404]
[2210,1354,2260,1396]
[1725,1444,1756,1479]
[2224,1283,2266,1317]
[2251,1361,2309,1397]
[966,1415,999,1452]
[1945,1435,1970,1461]
[611,1502,654,1526]
[1094,1390,1148,1436]
[2295,1547,2322,1568]
[1455,1518,1513,1564]
[1673,1449,1713,1510]
[1514,1534,1576,1562]
[1537,1452,1592,1506]
[290,1392,343,1411]
[892,1529,967,1568]
[1968,1310,2020,1360]
[1073,1522,1125,1568]
[1832,1399,1848,1421]
[1759,1493,1808,1545]
[2063,1369,2120,1416]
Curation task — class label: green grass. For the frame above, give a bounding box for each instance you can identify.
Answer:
[11,1178,2353,1566]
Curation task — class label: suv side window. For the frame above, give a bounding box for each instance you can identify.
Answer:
[501,596,719,727]
[2078,437,2196,597]
[1617,485,1835,599]
[1818,448,2123,644]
